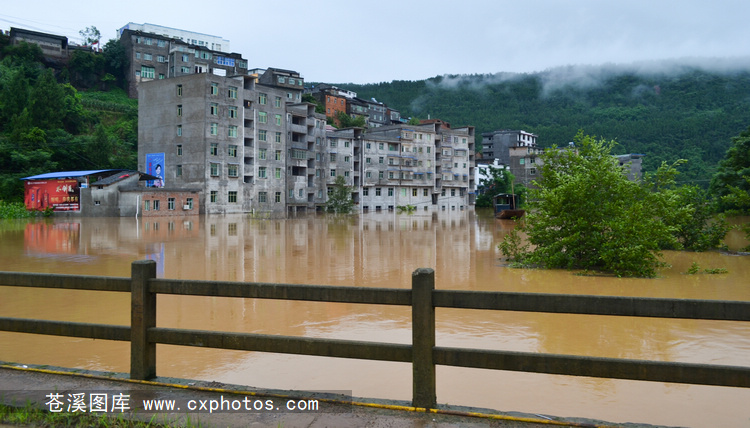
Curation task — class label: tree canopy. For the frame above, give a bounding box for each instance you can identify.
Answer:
[710,125,750,214]
[325,176,354,214]
[499,131,728,277]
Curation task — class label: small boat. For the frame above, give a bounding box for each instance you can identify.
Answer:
[493,193,525,219]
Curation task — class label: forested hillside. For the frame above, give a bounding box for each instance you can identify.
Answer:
[0,37,134,202]
[339,63,750,185]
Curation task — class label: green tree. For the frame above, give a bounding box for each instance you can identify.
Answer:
[29,69,65,130]
[476,166,518,208]
[102,39,129,90]
[0,69,30,128]
[325,175,354,214]
[68,50,105,89]
[79,26,101,46]
[500,132,680,277]
[334,111,366,128]
[710,125,750,213]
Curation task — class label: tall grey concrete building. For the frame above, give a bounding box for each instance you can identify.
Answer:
[139,71,476,216]
[117,23,248,98]
[138,69,325,216]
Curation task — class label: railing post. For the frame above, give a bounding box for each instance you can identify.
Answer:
[131,260,157,380]
[412,268,436,409]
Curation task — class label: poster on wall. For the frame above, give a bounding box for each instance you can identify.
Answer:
[145,152,165,188]
[23,179,80,211]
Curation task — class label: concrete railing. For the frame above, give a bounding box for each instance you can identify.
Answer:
[1,260,750,409]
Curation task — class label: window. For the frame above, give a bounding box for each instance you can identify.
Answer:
[413,189,418,197]
[176,165,182,176]
[180,66,190,74]
[210,103,218,115]
[143,53,153,61]
[258,192,267,202]
[135,52,141,60]
[168,198,175,210]
[259,148,267,160]
[144,200,150,211]
[210,143,218,155]
[157,55,165,63]
[210,191,218,202]
[275,114,282,126]
[210,163,220,176]
[258,167,267,178]
[177,125,182,137]
[275,168,282,179]
[274,96,281,108]
[277,76,286,84]
[375,188,381,196]
[228,191,237,203]
[379,143,384,150]
[177,105,183,116]
[275,132,282,143]
[228,164,238,177]
[210,82,219,95]
[379,157,384,164]
[228,125,237,138]
[228,86,237,99]
[177,144,183,156]
[258,112,267,123]
[330,153,337,162]
[259,93,267,104]
[275,192,281,203]
[159,74,165,79]
[228,145,238,157]
[158,39,166,47]
[210,123,218,136]
[330,169,336,177]
[451,189,456,197]
[379,171,384,179]
[344,156,350,163]
[366,157,371,164]
[330,140,337,148]
[186,198,193,209]
[153,200,160,211]
[258,129,267,141]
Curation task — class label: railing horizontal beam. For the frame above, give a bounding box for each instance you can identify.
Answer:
[433,290,750,321]
[150,279,411,306]
[434,347,750,388]
[0,317,130,341]
[0,272,130,292]
[150,327,413,363]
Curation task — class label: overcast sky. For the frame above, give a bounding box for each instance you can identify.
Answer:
[2,0,748,84]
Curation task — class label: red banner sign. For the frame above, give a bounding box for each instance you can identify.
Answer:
[24,179,80,211]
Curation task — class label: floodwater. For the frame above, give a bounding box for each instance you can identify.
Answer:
[1,212,749,428]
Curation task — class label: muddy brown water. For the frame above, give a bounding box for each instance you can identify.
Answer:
[1,212,749,427]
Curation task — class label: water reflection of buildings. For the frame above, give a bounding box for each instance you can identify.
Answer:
[201,211,477,290]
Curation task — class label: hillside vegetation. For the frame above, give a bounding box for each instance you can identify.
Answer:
[0,38,135,202]
[339,62,750,185]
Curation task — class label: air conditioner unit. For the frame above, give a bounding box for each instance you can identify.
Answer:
[183,205,191,210]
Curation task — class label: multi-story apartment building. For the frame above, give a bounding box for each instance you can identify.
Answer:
[480,129,538,165]
[139,70,475,216]
[326,122,475,213]
[138,69,326,216]
[117,23,248,98]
